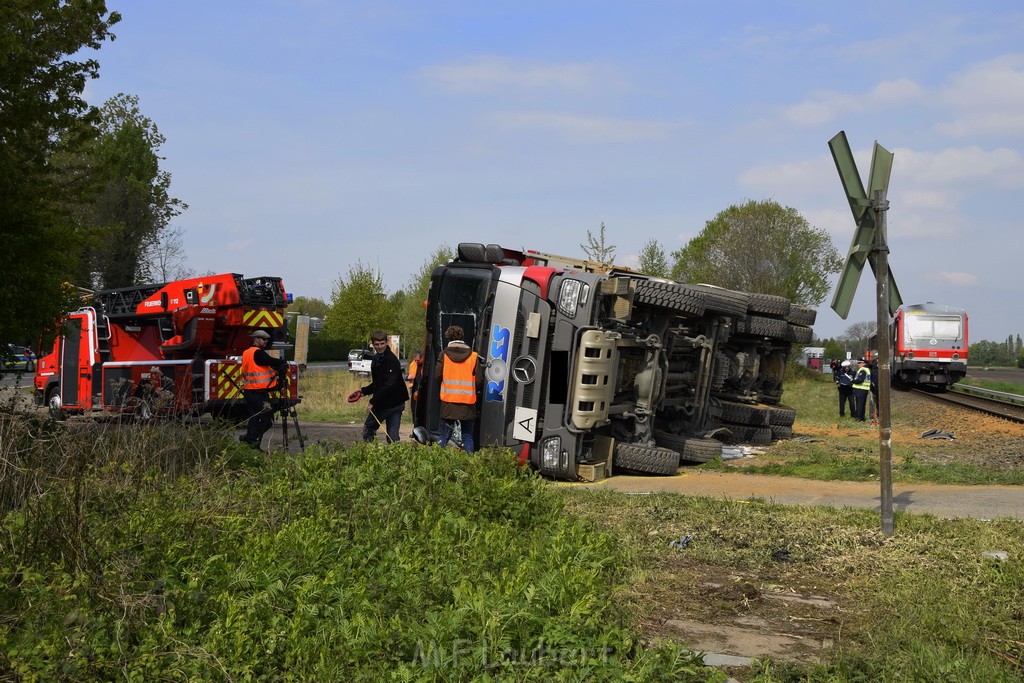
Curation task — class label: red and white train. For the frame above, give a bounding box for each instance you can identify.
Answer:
[869,302,968,388]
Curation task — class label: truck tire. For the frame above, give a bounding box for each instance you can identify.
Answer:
[733,315,788,339]
[747,293,791,318]
[769,424,793,440]
[719,400,770,426]
[46,385,66,421]
[654,431,722,464]
[786,324,814,344]
[634,281,706,317]
[613,442,680,475]
[728,425,772,446]
[765,404,797,426]
[787,304,817,326]
[688,284,749,317]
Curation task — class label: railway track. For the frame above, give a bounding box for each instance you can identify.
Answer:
[909,386,1024,424]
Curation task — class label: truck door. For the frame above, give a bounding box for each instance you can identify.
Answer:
[60,311,96,410]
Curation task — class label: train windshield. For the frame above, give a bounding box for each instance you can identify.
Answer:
[905,315,962,341]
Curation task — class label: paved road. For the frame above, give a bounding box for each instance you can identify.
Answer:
[576,469,1024,521]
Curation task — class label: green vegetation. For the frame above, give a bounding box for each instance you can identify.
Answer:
[959,376,1024,395]
[2,408,1022,680]
[702,370,1024,486]
[0,414,709,681]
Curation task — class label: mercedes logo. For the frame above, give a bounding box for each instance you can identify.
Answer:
[511,356,537,384]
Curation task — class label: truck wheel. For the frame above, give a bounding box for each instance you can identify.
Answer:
[765,404,797,426]
[769,424,793,440]
[654,431,722,464]
[46,386,66,421]
[733,315,788,339]
[787,304,817,326]
[719,400,770,426]
[634,281,706,317]
[689,284,749,317]
[747,293,791,318]
[613,442,680,475]
[786,324,814,344]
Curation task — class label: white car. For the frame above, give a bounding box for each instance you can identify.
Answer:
[347,349,373,375]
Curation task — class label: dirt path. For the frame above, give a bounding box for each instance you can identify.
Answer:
[575,469,1024,521]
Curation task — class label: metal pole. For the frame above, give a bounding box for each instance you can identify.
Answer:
[873,189,894,536]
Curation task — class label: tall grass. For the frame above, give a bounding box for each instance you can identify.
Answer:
[0,429,712,681]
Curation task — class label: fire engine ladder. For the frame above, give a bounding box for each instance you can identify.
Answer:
[94,310,113,363]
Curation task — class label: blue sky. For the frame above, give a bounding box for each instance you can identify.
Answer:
[85,1,1024,343]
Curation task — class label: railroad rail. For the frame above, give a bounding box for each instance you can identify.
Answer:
[909,386,1024,424]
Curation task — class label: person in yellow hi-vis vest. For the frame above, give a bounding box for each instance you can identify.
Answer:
[240,329,287,449]
[437,325,482,451]
[851,358,872,423]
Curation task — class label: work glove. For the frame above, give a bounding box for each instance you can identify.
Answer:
[347,390,362,403]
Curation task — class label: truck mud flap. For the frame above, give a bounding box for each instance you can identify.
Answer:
[612,442,679,475]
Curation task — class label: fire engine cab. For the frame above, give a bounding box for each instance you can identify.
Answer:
[34,273,300,419]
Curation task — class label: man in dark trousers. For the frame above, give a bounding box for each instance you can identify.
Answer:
[348,330,408,443]
[836,360,854,417]
[241,329,288,449]
[851,358,872,422]
[437,325,482,452]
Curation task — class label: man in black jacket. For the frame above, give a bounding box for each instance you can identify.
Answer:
[348,330,409,443]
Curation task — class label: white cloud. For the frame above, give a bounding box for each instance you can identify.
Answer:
[930,271,980,286]
[418,56,621,93]
[778,78,925,127]
[936,54,1024,136]
[488,111,678,144]
[892,145,1024,188]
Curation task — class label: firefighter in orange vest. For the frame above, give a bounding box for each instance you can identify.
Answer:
[240,329,288,449]
[406,350,424,417]
[437,325,481,451]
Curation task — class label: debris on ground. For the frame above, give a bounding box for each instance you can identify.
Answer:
[669,535,693,550]
[721,445,766,460]
[920,428,956,440]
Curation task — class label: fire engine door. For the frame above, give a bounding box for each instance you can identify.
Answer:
[59,314,94,409]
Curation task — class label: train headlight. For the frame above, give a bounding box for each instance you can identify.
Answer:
[907,352,914,359]
[558,280,583,318]
[541,437,562,470]
[952,353,960,360]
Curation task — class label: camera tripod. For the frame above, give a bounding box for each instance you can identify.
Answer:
[273,400,306,452]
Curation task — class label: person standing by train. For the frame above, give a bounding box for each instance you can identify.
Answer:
[836,360,854,417]
[851,359,872,422]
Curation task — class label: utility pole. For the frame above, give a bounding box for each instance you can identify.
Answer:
[872,190,894,536]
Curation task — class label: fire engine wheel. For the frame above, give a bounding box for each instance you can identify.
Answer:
[689,284,749,318]
[719,400,770,426]
[633,281,706,317]
[46,387,66,421]
[654,431,722,464]
[613,442,680,475]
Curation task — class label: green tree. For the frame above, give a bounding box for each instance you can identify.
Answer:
[637,238,668,277]
[0,0,120,343]
[77,93,186,289]
[580,222,616,264]
[839,321,876,359]
[323,262,395,348]
[670,199,841,305]
[287,296,328,320]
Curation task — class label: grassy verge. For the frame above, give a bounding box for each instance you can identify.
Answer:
[958,377,1024,394]
[297,369,415,426]
[701,369,1024,485]
[2,414,1022,680]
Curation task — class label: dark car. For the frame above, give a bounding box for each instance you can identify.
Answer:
[3,344,35,372]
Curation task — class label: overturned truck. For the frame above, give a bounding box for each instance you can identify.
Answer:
[414,243,816,481]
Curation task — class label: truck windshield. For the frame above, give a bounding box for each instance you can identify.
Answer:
[433,267,493,351]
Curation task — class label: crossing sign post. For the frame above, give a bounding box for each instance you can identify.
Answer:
[828,130,900,536]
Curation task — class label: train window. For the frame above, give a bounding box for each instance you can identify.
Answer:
[905,316,961,340]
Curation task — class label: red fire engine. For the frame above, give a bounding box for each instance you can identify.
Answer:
[34,273,300,419]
